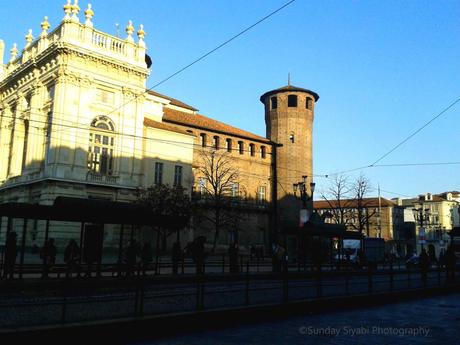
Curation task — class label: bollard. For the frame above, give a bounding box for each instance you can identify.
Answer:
[367,265,373,293]
[283,261,289,303]
[61,281,68,324]
[345,269,350,295]
[390,262,394,292]
[222,254,225,274]
[407,269,411,288]
[245,261,250,305]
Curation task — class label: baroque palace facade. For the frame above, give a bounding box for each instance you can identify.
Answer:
[0,2,317,253]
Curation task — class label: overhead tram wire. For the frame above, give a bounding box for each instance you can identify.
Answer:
[103,0,297,119]
[369,96,460,167]
[0,2,298,160]
[319,95,460,178]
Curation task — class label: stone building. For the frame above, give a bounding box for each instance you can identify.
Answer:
[393,192,460,257]
[0,2,318,254]
[313,197,396,240]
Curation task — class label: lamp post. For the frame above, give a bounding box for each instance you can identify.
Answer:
[293,175,316,226]
[413,207,430,251]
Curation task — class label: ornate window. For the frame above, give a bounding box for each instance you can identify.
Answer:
[88,116,115,175]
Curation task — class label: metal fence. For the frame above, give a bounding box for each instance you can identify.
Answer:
[0,262,458,330]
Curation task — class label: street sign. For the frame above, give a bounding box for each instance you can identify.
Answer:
[299,209,309,227]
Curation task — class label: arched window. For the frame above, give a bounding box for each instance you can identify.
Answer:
[226,138,232,152]
[249,143,255,157]
[200,133,207,147]
[213,136,220,150]
[260,145,266,159]
[271,96,277,109]
[288,95,297,107]
[88,116,115,175]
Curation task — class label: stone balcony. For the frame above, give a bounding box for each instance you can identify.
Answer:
[2,11,147,81]
[85,172,119,185]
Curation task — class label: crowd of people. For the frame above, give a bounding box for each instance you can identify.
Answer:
[0,233,458,280]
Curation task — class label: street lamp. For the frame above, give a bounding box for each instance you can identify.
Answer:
[293,175,316,226]
[412,207,430,251]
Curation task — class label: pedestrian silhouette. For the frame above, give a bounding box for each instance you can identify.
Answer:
[41,238,57,278]
[229,243,239,273]
[419,248,430,285]
[3,232,17,279]
[140,241,153,276]
[124,240,139,277]
[191,236,206,275]
[171,242,182,275]
[64,239,80,278]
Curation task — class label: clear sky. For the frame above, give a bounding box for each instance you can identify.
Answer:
[1,0,459,200]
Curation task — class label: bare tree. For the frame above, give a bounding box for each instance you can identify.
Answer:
[321,174,353,225]
[137,184,192,249]
[194,149,241,252]
[350,174,376,236]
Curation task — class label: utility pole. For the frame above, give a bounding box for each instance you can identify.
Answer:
[377,184,382,238]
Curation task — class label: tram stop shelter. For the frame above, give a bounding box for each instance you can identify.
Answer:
[0,197,189,278]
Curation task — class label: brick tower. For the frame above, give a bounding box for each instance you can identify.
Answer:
[260,85,319,236]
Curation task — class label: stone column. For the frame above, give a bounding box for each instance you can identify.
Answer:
[0,106,13,181]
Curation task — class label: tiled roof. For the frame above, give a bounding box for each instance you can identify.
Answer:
[147,90,198,111]
[314,197,395,209]
[163,108,271,143]
[143,118,195,136]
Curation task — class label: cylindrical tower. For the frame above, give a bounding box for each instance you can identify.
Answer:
[260,85,319,231]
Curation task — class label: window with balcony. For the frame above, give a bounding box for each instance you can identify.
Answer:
[88,116,115,175]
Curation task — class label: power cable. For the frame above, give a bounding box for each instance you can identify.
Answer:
[104,0,297,118]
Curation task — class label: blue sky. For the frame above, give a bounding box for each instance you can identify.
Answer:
[2,0,459,199]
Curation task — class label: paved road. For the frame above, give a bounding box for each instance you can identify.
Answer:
[133,293,460,345]
[0,270,452,329]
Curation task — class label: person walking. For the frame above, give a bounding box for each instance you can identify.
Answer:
[140,241,153,276]
[41,238,57,278]
[3,232,17,279]
[124,240,139,277]
[64,239,80,278]
[171,242,182,275]
[419,248,430,285]
[228,243,239,274]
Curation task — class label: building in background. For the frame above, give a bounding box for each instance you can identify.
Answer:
[0,2,318,254]
[313,197,395,241]
[393,192,460,258]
